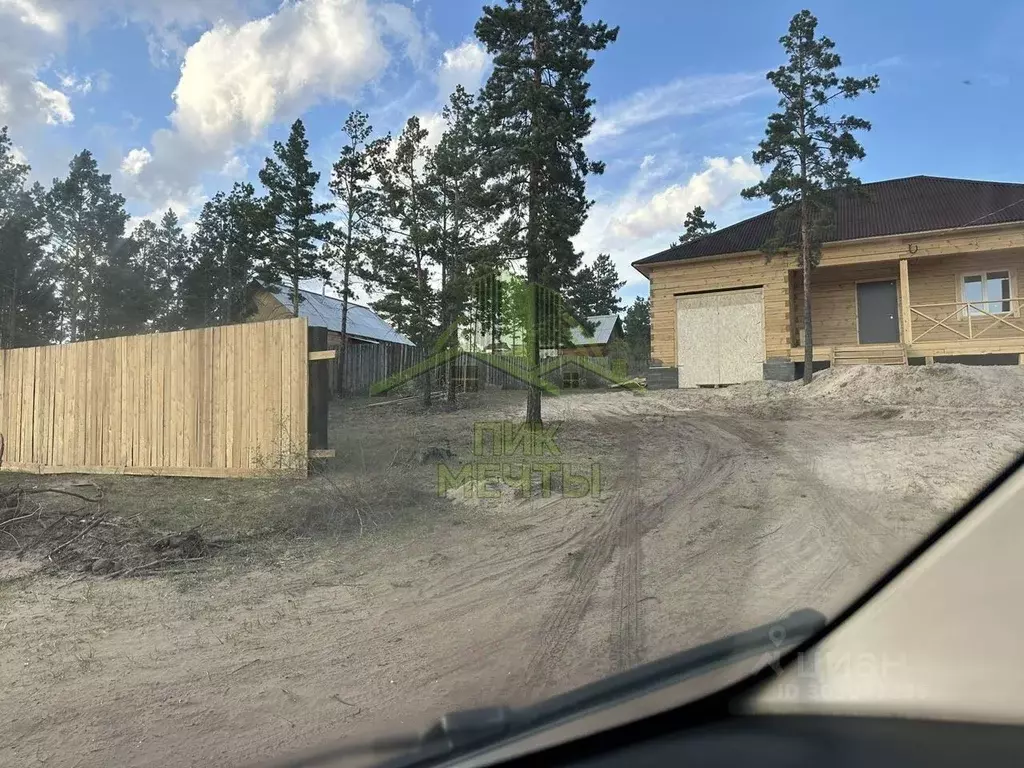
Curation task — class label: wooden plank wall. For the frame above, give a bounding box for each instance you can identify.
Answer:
[648,255,789,367]
[0,318,308,478]
[792,262,899,346]
[906,252,1024,342]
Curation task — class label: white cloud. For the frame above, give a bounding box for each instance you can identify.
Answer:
[57,71,98,94]
[0,0,250,136]
[575,155,764,287]
[220,153,249,179]
[128,186,208,235]
[436,38,489,98]
[31,81,73,124]
[417,111,447,148]
[2,0,62,34]
[120,147,152,176]
[588,73,769,146]
[130,0,423,202]
[413,39,490,150]
[610,156,762,240]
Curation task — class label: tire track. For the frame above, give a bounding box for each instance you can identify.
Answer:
[611,469,642,671]
[519,488,629,690]
[519,413,741,689]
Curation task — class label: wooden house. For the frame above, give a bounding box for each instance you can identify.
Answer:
[633,176,1024,387]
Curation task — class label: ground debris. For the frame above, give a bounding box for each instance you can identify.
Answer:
[0,481,220,580]
[417,445,454,464]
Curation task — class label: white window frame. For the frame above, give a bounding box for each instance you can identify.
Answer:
[957,269,1018,318]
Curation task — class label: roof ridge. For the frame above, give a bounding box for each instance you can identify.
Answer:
[633,174,1024,270]
[910,174,1024,187]
[282,284,372,311]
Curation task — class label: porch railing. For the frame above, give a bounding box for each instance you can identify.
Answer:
[909,299,1024,342]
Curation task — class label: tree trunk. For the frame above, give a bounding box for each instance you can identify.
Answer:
[525,36,543,426]
[338,258,350,397]
[417,263,432,409]
[291,275,300,316]
[443,264,458,406]
[797,58,812,385]
[801,199,813,385]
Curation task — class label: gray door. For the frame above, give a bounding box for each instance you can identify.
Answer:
[857,280,900,343]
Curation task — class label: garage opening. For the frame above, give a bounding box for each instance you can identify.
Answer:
[676,287,765,388]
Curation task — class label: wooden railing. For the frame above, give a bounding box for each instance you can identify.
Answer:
[910,299,1024,342]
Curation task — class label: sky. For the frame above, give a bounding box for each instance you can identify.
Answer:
[3,0,1023,307]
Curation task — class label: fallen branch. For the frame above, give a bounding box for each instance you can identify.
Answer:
[47,513,107,559]
[108,556,207,579]
[25,487,103,504]
[0,509,37,528]
[16,512,70,558]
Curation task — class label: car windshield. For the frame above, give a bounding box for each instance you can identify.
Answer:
[1,1,1022,766]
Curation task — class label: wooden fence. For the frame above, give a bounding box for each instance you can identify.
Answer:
[336,344,615,397]
[0,318,309,478]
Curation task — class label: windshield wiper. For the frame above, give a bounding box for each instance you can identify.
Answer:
[261,608,826,768]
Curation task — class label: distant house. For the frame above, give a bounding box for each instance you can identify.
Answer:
[555,314,624,357]
[249,285,414,349]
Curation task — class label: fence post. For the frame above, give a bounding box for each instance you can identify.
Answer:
[308,326,330,453]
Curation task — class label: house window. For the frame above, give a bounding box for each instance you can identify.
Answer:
[961,271,1013,315]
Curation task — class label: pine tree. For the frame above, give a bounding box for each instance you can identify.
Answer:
[428,86,492,404]
[568,252,624,318]
[95,236,154,337]
[0,127,57,348]
[623,296,650,372]
[260,119,332,314]
[131,209,188,332]
[179,183,271,328]
[45,150,129,341]
[366,117,438,406]
[742,10,879,384]
[179,194,228,329]
[224,183,273,322]
[475,0,618,423]
[675,205,716,246]
[329,111,387,396]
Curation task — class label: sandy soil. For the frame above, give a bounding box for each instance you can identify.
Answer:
[2,364,1023,767]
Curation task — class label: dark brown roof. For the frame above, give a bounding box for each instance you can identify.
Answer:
[633,176,1024,269]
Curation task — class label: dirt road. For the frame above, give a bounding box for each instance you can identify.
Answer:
[2,365,1022,767]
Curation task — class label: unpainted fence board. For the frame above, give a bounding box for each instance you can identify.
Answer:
[0,318,309,478]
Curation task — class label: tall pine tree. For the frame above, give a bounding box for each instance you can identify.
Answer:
[675,205,716,246]
[0,128,57,348]
[329,110,386,395]
[95,235,154,337]
[742,10,878,384]
[475,0,617,423]
[179,183,271,328]
[45,150,129,341]
[568,252,624,318]
[179,194,228,329]
[129,209,188,332]
[367,117,438,406]
[623,295,650,372]
[260,119,331,314]
[428,86,492,404]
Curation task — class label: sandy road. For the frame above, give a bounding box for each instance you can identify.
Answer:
[2,371,1022,767]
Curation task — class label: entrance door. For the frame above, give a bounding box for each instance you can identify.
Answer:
[856,280,900,343]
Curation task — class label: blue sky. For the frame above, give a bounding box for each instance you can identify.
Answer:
[3,0,1023,306]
